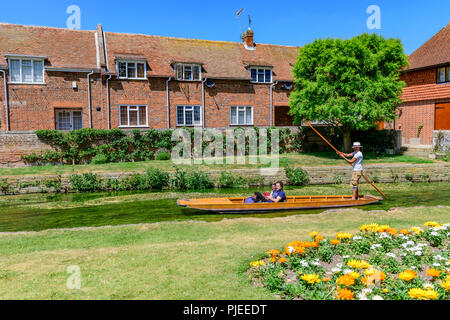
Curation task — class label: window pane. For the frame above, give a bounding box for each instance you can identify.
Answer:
[127,63,136,78]
[72,111,83,130]
[10,60,20,82]
[33,61,44,82]
[177,106,184,125]
[194,106,201,124]
[193,65,200,80]
[120,106,128,126]
[184,66,192,80]
[230,107,237,124]
[438,67,445,83]
[129,107,138,126]
[118,62,127,78]
[185,108,193,125]
[22,66,33,82]
[447,67,450,81]
[57,111,71,130]
[250,69,257,82]
[176,64,182,80]
[238,109,245,124]
[138,106,146,125]
[257,69,264,83]
[246,107,252,124]
[137,63,145,78]
[265,69,272,83]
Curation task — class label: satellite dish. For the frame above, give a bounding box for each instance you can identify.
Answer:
[282,82,293,90]
[205,79,215,88]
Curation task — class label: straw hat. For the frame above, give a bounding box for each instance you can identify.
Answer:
[352,142,363,148]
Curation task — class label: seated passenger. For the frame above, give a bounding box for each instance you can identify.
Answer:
[244,192,267,203]
[268,181,286,203]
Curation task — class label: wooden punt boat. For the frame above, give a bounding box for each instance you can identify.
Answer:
[177,195,382,213]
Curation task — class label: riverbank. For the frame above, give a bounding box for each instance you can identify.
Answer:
[0,205,448,299]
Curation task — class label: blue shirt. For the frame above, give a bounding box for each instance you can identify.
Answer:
[273,189,286,202]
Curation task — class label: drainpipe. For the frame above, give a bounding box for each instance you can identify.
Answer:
[106,74,112,130]
[87,70,94,128]
[166,77,172,129]
[269,81,278,127]
[202,77,207,129]
[0,70,9,132]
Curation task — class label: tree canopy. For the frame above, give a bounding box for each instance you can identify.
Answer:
[289,33,408,151]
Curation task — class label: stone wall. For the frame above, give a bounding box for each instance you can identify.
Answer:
[433,130,450,153]
[0,162,448,195]
[0,132,51,166]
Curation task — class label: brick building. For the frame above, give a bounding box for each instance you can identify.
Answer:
[0,23,298,133]
[396,22,450,147]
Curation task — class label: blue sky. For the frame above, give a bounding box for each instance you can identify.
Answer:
[0,0,448,54]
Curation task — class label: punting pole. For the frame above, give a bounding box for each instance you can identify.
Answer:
[305,122,388,199]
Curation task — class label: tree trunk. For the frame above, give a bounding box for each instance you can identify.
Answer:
[343,129,352,153]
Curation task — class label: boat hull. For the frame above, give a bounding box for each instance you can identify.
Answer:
[177,195,382,213]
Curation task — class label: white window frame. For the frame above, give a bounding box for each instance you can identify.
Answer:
[8,58,45,84]
[117,61,147,80]
[119,105,148,127]
[55,109,83,131]
[249,67,272,83]
[174,63,201,81]
[230,106,253,125]
[176,105,202,126]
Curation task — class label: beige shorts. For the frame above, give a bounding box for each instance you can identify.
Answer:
[351,170,363,187]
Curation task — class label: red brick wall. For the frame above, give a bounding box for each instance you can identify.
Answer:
[395,101,434,145]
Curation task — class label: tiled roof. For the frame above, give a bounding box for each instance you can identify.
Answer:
[401,82,450,102]
[407,22,450,71]
[104,32,299,80]
[0,23,99,70]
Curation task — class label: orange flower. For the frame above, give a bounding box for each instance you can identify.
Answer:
[426,268,441,278]
[336,275,355,287]
[277,257,287,263]
[315,235,324,242]
[400,229,410,235]
[267,249,280,257]
[331,239,340,245]
[284,241,306,256]
[336,288,354,300]
[386,228,398,235]
[322,277,331,282]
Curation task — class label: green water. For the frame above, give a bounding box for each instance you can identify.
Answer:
[0,183,449,232]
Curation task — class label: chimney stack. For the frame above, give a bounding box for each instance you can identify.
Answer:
[242,28,254,48]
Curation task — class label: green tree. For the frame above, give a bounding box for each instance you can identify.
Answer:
[289,33,408,151]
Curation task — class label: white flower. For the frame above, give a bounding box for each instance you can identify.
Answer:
[336,263,343,268]
[343,255,350,259]
[372,295,384,300]
[300,260,309,267]
[414,251,422,256]
[311,261,321,266]
[430,231,439,236]
[411,266,417,269]
[287,246,295,254]
[423,282,434,289]
[331,268,341,273]
[353,236,362,240]
[371,244,382,250]
[432,262,441,267]
[386,253,396,258]
[357,293,368,300]
[343,269,353,274]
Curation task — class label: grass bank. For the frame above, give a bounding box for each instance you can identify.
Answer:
[0,206,448,299]
[0,152,433,177]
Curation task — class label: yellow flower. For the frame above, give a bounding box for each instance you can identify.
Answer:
[424,221,440,227]
[336,275,355,287]
[365,268,375,276]
[408,288,438,300]
[360,223,379,232]
[440,281,450,291]
[336,288,354,300]
[336,232,353,240]
[399,270,417,281]
[348,272,361,279]
[347,259,371,269]
[309,231,319,237]
[300,274,321,284]
[250,260,265,267]
[382,288,389,293]
[426,268,441,278]
[410,227,423,235]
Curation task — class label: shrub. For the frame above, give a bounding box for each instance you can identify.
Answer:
[217,171,234,188]
[70,173,102,192]
[146,168,170,190]
[0,178,12,195]
[186,171,213,190]
[171,168,188,190]
[91,154,109,164]
[285,166,309,186]
[405,173,414,182]
[156,151,171,161]
[44,176,62,192]
[333,174,343,185]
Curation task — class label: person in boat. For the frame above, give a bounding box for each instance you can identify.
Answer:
[337,142,363,200]
[264,183,276,202]
[244,192,267,203]
[267,181,287,203]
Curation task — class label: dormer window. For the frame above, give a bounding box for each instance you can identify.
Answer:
[8,58,44,84]
[117,61,146,79]
[437,66,450,84]
[174,63,201,81]
[249,67,272,83]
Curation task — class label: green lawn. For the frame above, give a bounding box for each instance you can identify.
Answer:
[0,205,448,299]
[0,152,434,177]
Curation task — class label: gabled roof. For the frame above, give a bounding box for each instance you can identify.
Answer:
[0,23,99,70]
[104,31,299,80]
[407,22,450,71]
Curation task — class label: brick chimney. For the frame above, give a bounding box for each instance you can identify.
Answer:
[242,28,254,48]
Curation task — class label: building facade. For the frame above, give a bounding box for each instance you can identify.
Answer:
[0,24,298,133]
[396,22,450,147]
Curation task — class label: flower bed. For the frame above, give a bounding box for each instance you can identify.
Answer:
[248,222,450,300]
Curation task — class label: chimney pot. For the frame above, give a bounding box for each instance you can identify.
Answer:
[242,28,254,48]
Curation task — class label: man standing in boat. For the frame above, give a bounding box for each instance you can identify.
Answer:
[337,142,363,200]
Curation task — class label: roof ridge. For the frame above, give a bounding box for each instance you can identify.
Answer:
[0,22,94,33]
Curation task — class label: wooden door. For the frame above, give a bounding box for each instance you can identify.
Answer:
[435,103,450,130]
